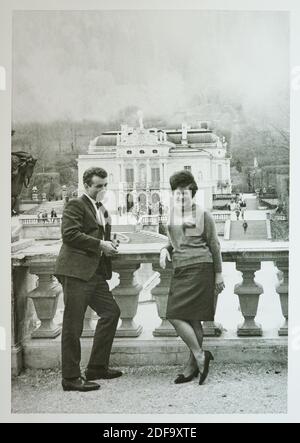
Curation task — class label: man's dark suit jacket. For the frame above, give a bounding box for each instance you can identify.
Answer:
[55,195,112,282]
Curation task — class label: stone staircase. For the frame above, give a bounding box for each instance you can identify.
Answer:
[244,196,259,211]
[25,200,65,215]
[230,220,268,241]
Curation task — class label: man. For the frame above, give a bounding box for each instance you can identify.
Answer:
[55,167,122,392]
[243,221,249,235]
[51,208,57,223]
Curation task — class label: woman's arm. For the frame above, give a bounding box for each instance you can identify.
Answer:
[204,211,223,274]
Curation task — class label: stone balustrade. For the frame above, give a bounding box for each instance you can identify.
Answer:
[11,242,289,373]
[20,217,62,225]
[212,212,231,222]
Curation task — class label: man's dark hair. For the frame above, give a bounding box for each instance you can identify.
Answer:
[170,170,198,197]
[83,167,108,186]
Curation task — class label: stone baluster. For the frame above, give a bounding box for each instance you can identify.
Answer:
[151,263,178,337]
[82,306,97,337]
[28,265,62,338]
[275,258,289,336]
[234,260,263,336]
[203,291,223,337]
[112,262,143,337]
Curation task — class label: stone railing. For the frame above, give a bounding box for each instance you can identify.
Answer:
[212,212,231,222]
[18,217,63,240]
[11,242,288,342]
[141,215,160,226]
[20,217,62,225]
[213,194,233,200]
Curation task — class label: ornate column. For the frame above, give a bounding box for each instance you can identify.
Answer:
[275,258,289,336]
[134,159,138,191]
[234,260,263,336]
[160,163,164,189]
[112,261,143,337]
[151,263,177,337]
[28,264,62,338]
[11,267,22,374]
[147,158,151,188]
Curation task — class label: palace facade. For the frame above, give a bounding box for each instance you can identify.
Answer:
[77,121,231,213]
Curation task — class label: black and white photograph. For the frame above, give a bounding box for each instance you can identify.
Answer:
[2,0,300,424]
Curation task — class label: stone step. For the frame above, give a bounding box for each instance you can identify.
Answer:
[230,220,268,240]
[22,335,287,370]
[26,200,65,215]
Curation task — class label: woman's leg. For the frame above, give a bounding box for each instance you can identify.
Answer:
[190,320,204,348]
[181,321,204,376]
[169,319,205,374]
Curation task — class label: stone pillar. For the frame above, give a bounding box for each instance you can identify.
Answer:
[134,160,138,190]
[82,306,97,337]
[28,265,62,338]
[147,159,151,188]
[275,259,289,336]
[61,185,67,201]
[203,292,223,337]
[151,263,177,337]
[234,260,263,336]
[32,186,38,201]
[112,262,143,337]
[11,268,22,375]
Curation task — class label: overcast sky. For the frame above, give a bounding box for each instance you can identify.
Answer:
[12,10,289,126]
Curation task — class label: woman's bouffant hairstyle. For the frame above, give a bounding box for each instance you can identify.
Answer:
[170,170,198,198]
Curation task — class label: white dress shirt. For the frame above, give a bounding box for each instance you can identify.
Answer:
[84,193,106,227]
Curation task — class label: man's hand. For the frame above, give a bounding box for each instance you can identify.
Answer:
[215,273,225,294]
[160,248,172,269]
[100,241,119,257]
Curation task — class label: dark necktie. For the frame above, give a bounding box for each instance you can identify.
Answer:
[95,201,109,219]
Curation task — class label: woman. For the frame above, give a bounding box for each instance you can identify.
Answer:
[160,170,225,385]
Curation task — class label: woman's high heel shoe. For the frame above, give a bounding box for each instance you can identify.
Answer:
[174,368,199,384]
[199,351,214,385]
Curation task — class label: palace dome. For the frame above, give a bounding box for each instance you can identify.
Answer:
[90,134,118,147]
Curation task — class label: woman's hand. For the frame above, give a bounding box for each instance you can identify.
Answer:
[160,248,172,269]
[215,273,225,294]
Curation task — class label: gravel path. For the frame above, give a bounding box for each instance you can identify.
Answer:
[12,363,287,415]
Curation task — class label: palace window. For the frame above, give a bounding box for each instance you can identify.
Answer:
[184,166,192,172]
[151,168,160,184]
[125,168,134,183]
[218,164,223,181]
[140,150,145,154]
[153,150,158,154]
[127,150,132,155]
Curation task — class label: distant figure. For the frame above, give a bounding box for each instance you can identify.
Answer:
[51,209,57,223]
[148,204,152,216]
[42,211,48,223]
[37,211,42,222]
[242,221,248,234]
[241,207,246,220]
[235,209,241,220]
[230,201,236,212]
[159,202,163,216]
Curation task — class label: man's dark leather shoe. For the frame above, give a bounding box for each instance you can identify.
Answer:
[62,376,100,392]
[85,368,123,381]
